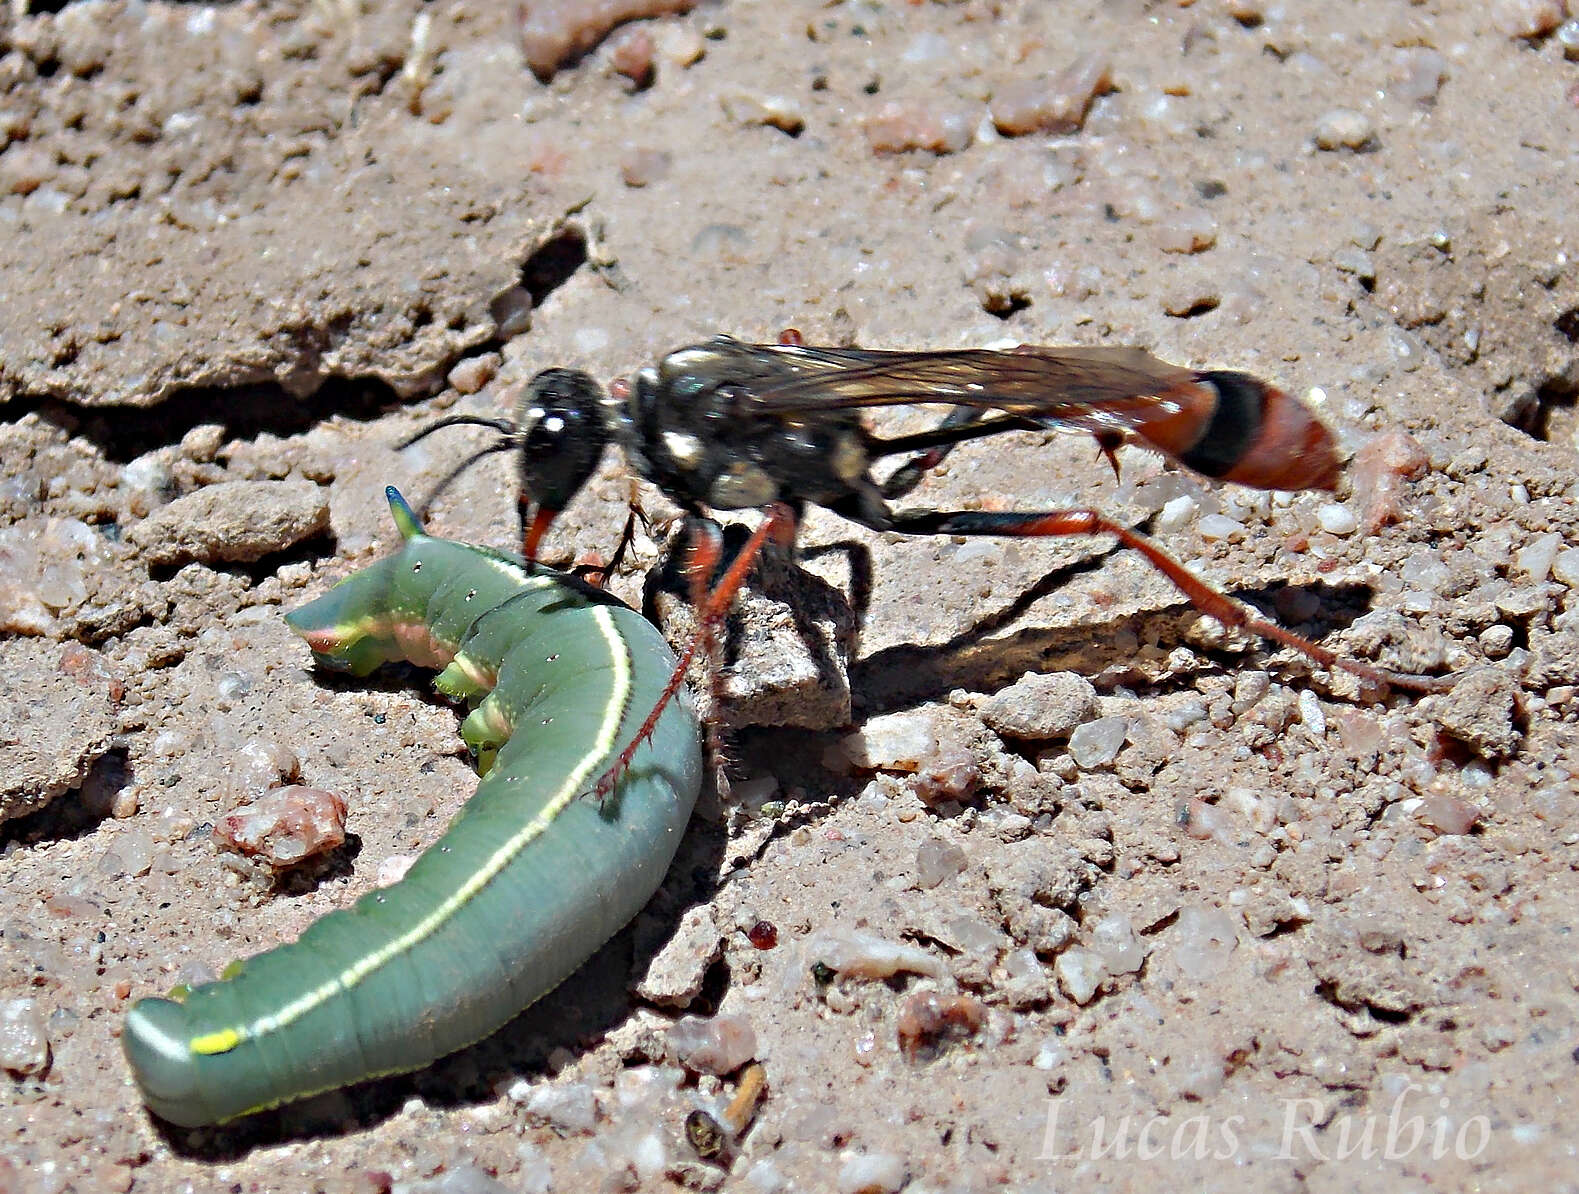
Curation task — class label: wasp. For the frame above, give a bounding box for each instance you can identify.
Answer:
[404,332,1449,761]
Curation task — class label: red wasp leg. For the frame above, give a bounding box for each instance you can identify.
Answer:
[592,503,800,802]
[777,328,805,346]
[881,507,1454,695]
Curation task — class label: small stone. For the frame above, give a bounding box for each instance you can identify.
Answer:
[1495,0,1567,38]
[836,1152,908,1194]
[806,927,945,981]
[914,836,968,889]
[1171,906,1239,981]
[1434,667,1523,760]
[0,999,50,1076]
[666,1013,757,1075]
[214,786,348,867]
[1155,206,1218,254]
[1055,946,1107,1004]
[1156,495,1199,532]
[489,285,533,338]
[1479,624,1515,658]
[720,92,806,135]
[1197,513,1245,541]
[980,671,1098,740]
[1067,716,1128,769]
[0,143,53,195]
[1558,19,1579,58]
[989,54,1112,136]
[522,1082,598,1134]
[1090,914,1146,975]
[1419,794,1480,835]
[636,905,721,1006]
[1552,548,1579,589]
[1315,504,1358,535]
[447,353,500,395]
[1400,548,1450,593]
[839,711,938,771]
[1314,108,1374,150]
[127,480,329,566]
[619,146,672,188]
[1298,689,1327,736]
[1515,532,1563,582]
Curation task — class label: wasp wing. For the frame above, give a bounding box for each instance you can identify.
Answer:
[725,341,1202,437]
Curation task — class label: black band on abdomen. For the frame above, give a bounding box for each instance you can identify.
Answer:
[1178,371,1263,478]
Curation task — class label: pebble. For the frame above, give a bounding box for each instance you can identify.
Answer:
[836,1151,908,1194]
[806,927,945,981]
[1067,716,1128,769]
[521,1082,599,1134]
[1089,913,1146,975]
[127,479,329,565]
[1479,624,1515,658]
[1435,667,1523,760]
[636,905,721,1006]
[1055,947,1107,1004]
[1554,548,1579,589]
[1298,689,1327,737]
[447,353,500,395]
[1155,206,1218,254]
[1559,19,1579,58]
[838,710,938,771]
[1197,513,1245,541]
[979,671,1097,740]
[1419,794,1480,835]
[1495,0,1568,38]
[393,1164,515,1194]
[720,91,806,135]
[1400,548,1450,593]
[619,146,673,188]
[1315,503,1358,536]
[1390,47,1449,105]
[666,1013,757,1075]
[214,787,348,867]
[221,738,301,803]
[1156,494,1199,532]
[914,836,968,889]
[0,999,50,1076]
[488,285,533,339]
[1314,108,1375,150]
[864,100,977,154]
[1515,531,1563,582]
[1171,906,1240,981]
[989,54,1112,136]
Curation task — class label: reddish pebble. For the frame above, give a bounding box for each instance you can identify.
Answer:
[1419,794,1480,836]
[747,921,778,950]
[215,786,348,867]
[1352,428,1429,533]
[607,25,656,86]
[897,991,986,1058]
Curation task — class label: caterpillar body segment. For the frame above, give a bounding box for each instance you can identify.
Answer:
[123,488,703,1127]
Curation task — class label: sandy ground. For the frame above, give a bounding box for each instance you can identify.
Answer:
[2,1,1578,1191]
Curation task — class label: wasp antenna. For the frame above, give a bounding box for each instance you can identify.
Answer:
[396,414,517,451]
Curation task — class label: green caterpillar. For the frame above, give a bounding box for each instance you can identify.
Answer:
[123,488,703,1127]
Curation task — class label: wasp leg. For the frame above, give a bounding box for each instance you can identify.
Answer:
[870,411,1044,501]
[860,505,1452,695]
[570,500,645,590]
[591,503,800,803]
